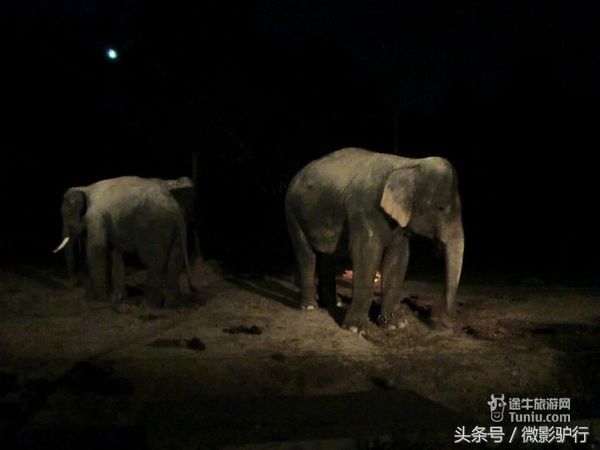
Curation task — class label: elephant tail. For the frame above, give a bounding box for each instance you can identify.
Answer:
[183,234,197,296]
[176,210,197,295]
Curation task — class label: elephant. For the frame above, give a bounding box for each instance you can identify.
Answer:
[54,176,196,307]
[57,176,199,282]
[285,148,464,332]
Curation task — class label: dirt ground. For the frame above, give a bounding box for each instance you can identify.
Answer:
[0,261,599,449]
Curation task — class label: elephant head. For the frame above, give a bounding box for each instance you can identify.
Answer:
[54,188,87,279]
[380,157,464,313]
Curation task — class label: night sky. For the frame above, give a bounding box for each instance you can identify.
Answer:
[2,1,599,285]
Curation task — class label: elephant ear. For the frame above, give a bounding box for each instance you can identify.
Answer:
[63,188,87,217]
[380,166,419,227]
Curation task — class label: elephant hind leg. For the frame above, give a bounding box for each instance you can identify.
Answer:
[86,219,109,301]
[137,240,169,308]
[144,268,165,307]
[286,213,317,309]
[111,249,126,303]
[163,240,184,308]
[344,220,384,330]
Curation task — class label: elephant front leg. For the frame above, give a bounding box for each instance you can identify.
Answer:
[86,226,109,301]
[297,250,317,310]
[163,241,185,308]
[344,221,384,332]
[287,216,318,309]
[65,242,76,282]
[379,232,410,329]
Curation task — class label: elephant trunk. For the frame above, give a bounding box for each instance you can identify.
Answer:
[57,188,87,281]
[65,237,76,280]
[441,216,464,314]
[57,223,76,280]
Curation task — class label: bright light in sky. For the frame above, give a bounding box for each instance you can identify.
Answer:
[106,48,118,60]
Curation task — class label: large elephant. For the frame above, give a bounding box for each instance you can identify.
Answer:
[54,176,195,307]
[285,148,464,331]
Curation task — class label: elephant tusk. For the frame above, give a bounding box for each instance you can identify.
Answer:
[53,237,70,253]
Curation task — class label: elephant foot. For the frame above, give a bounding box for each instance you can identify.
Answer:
[88,291,110,303]
[190,292,207,306]
[139,300,158,310]
[86,286,106,303]
[343,321,380,336]
[64,276,79,288]
[164,295,186,309]
[300,301,318,311]
[342,315,368,334]
[111,291,126,304]
[336,298,350,309]
[434,310,456,330]
[382,317,409,330]
[144,292,164,309]
[110,302,135,314]
[347,325,365,336]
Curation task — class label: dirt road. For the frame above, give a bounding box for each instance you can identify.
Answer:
[0,262,598,448]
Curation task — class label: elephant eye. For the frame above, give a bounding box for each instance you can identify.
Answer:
[438,206,446,212]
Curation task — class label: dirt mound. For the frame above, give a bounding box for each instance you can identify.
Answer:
[191,259,227,286]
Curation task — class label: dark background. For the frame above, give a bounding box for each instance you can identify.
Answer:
[1,0,598,285]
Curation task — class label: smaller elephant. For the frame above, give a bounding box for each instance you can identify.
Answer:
[54,176,195,307]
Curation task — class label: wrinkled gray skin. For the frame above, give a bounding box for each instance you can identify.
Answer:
[147,177,195,221]
[285,148,464,331]
[148,177,203,263]
[58,176,195,307]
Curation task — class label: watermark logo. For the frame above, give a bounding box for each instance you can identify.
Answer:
[453,395,593,444]
[487,393,507,422]
[454,425,590,444]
